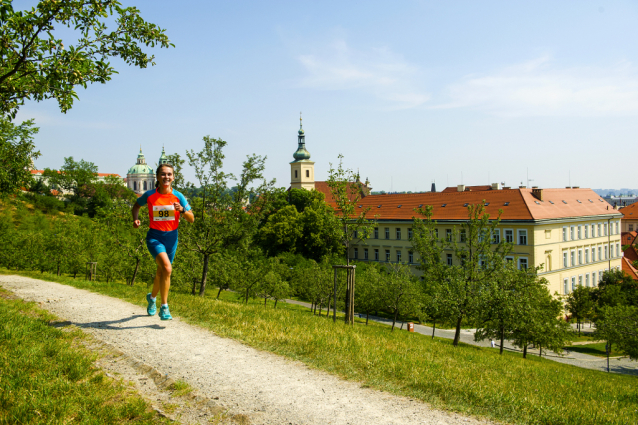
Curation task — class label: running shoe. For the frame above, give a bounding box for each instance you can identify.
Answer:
[146,293,157,316]
[159,305,172,321]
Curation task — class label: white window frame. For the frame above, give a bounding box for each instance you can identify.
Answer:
[578,249,583,265]
[578,225,582,239]
[585,248,589,263]
[563,251,568,268]
[564,278,569,294]
[604,245,608,259]
[571,276,576,292]
[447,253,453,266]
[364,248,369,260]
[408,251,414,264]
[396,228,401,240]
[374,249,379,261]
[518,229,528,245]
[578,274,583,287]
[562,226,568,241]
[584,225,588,239]
[353,248,358,260]
[570,226,575,240]
[504,229,514,243]
[518,257,528,270]
[492,229,501,244]
[585,273,590,287]
[570,250,576,267]
[396,250,402,263]
[385,249,391,262]
[598,223,602,237]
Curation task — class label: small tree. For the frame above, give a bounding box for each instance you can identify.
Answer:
[565,286,595,336]
[412,203,511,346]
[0,117,40,195]
[380,263,422,331]
[595,305,638,361]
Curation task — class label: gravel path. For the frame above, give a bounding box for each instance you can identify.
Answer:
[285,300,638,376]
[1,275,494,425]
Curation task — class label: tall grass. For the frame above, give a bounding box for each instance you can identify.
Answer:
[0,287,167,425]
[3,269,638,425]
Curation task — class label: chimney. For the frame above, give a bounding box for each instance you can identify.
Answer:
[532,187,543,201]
[519,185,527,189]
[566,186,571,189]
[503,186,511,190]
[572,186,579,189]
[457,184,465,192]
[431,182,436,192]
[491,182,502,190]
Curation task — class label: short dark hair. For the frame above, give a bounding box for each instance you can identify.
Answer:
[155,163,175,189]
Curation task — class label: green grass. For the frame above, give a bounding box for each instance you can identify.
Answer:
[0,287,168,425]
[3,269,638,425]
[566,342,624,358]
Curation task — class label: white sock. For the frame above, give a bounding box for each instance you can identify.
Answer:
[161,304,168,308]
[150,295,156,302]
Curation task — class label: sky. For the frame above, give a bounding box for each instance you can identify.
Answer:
[15,0,638,191]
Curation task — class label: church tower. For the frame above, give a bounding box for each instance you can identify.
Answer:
[290,115,315,190]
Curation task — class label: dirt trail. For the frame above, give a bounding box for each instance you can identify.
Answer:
[1,275,493,425]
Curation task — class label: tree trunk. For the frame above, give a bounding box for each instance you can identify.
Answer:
[191,278,197,296]
[499,326,505,355]
[432,319,436,339]
[578,319,581,337]
[73,272,77,279]
[130,258,140,286]
[216,286,223,299]
[366,312,369,325]
[274,299,278,308]
[523,344,528,359]
[539,345,542,357]
[199,254,209,296]
[264,296,267,306]
[391,308,399,331]
[326,296,331,319]
[452,315,463,346]
[57,262,60,276]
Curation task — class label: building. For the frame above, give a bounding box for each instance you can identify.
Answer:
[126,147,155,195]
[621,231,638,280]
[30,170,122,195]
[620,202,638,233]
[287,120,624,296]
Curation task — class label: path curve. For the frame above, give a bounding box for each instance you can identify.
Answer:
[1,275,493,425]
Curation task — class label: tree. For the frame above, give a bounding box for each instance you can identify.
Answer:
[0,116,39,194]
[1,0,173,118]
[380,262,422,331]
[595,305,638,360]
[181,136,272,296]
[565,285,595,336]
[596,269,638,308]
[412,203,511,346]
[325,155,375,266]
[354,263,384,325]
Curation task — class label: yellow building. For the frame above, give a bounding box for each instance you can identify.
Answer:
[286,121,622,296]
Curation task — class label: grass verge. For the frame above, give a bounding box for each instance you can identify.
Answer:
[2,269,638,425]
[0,286,168,425]
[566,342,624,358]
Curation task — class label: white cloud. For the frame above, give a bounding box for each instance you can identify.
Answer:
[437,57,638,117]
[297,40,429,109]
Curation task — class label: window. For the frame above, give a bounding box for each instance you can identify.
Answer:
[143,180,147,190]
[505,229,514,243]
[604,223,608,236]
[592,271,597,285]
[408,228,413,240]
[598,223,602,237]
[578,275,583,287]
[374,249,379,261]
[578,249,582,265]
[564,278,569,294]
[545,229,551,239]
[585,248,589,263]
[604,246,608,259]
[518,229,528,245]
[505,256,514,263]
[571,250,575,267]
[364,248,368,260]
[518,258,528,270]
[374,227,379,239]
[598,246,602,261]
[353,230,358,239]
[492,229,501,244]
[294,170,298,178]
[133,181,137,191]
[591,224,596,238]
[572,277,576,292]
[460,229,467,243]
[305,169,309,178]
[585,273,590,287]
[562,226,568,241]
[616,243,620,258]
[584,225,588,239]
[385,250,390,262]
[396,250,402,262]
[630,224,635,231]
[446,229,452,242]
[409,251,414,264]
[434,229,439,238]
[353,248,358,260]
[396,228,401,240]
[615,222,619,234]
[563,251,568,268]
[570,226,575,240]
[592,247,596,262]
[385,228,390,239]
[447,254,453,266]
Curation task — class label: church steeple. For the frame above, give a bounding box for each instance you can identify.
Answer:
[290,113,315,190]
[293,114,311,161]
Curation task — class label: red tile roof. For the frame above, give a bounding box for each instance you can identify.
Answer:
[313,185,620,221]
[620,202,638,219]
[622,257,638,281]
[441,185,493,193]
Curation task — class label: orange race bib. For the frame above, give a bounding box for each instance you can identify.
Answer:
[152,204,176,222]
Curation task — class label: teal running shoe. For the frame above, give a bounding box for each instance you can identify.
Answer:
[146,293,157,316]
[159,305,172,321]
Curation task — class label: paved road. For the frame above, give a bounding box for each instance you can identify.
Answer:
[285,299,638,376]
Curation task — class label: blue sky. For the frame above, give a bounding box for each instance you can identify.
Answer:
[16,0,638,191]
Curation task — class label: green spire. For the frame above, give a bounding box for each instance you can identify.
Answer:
[158,145,169,165]
[293,114,311,161]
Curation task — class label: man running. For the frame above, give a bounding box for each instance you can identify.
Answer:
[132,163,194,320]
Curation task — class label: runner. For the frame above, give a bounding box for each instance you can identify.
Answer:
[132,163,194,320]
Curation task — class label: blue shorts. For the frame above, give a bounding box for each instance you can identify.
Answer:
[146,228,179,264]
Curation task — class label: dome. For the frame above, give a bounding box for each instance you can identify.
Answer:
[293,146,311,161]
[127,163,154,175]
[298,128,304,135]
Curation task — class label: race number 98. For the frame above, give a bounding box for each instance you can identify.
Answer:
[152,205,176,221]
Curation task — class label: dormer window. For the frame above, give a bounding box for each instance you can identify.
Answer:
[504,202,510,206]
[463,203,469,207]
[378,205,382,208]
[562,200,567,204]
[577,200,582,203]
[397,205,402,208]
[484,202,490,206]
[549,200,554,204]
[441,204,446,207]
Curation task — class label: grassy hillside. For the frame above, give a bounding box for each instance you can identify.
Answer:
[2,269,637,425]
